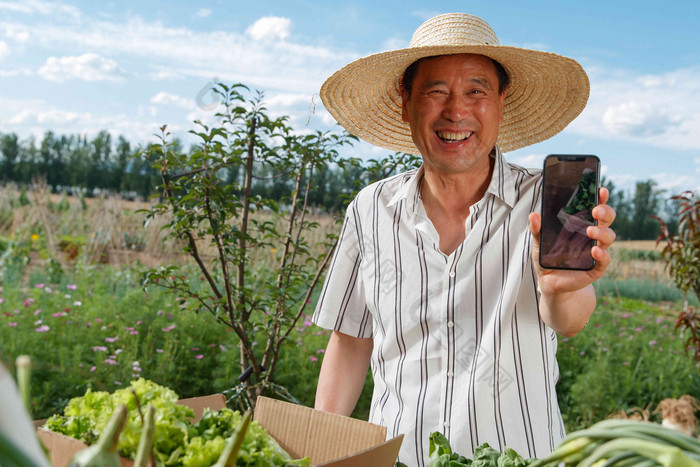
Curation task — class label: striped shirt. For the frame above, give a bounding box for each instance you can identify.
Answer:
[312,148,565,467]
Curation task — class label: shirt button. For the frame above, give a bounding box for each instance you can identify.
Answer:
[447,371,454,378]
[447,321,454,328]
[449,271,456,277]
[443,421,450,428]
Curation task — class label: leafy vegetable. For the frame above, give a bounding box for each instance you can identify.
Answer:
[47,378,193,464]
[563,170,597,222]
[426,432,534,466]
[68,404,127,467]
[46,379,310,467]
[184,408,309,467]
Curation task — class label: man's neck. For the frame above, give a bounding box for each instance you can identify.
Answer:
[419,153,495,255]
[420,153,495,216]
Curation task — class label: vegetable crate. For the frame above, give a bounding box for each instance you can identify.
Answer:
[36,395,403,467]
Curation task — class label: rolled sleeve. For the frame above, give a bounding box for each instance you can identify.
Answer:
[312,201,372,338]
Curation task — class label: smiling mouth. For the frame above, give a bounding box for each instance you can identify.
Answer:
[436,130,473,143]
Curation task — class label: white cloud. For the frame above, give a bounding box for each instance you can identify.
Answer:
[0,40,8,59]
[4,25,29,44]
[381,37,407,52]
[0,0,81,18]
[651,173,700,193]
[315,107,339,127]
[570,66,700,151]
[9,107,87,125]
[195,8,212,19]
[264,93,312,108]
[601,101,679,138]
[246,16,291,42]
[2,99,164,145]
[0,68,32,77]
[0,10,358,149]
[605,173,638,194]
[150,92,195,110]
[148,68,182,81]
[409,10,441,22]
[38,53,125,82]
[3,14,355,94]
[508,153,546,169]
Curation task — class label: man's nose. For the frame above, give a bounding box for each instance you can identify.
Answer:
[441,93,470,122]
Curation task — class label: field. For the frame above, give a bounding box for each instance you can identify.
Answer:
[0,187,698,435]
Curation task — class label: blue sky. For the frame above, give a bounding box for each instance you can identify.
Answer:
[1,0,699,194]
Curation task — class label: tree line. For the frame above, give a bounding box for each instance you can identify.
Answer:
[0,129,683,239]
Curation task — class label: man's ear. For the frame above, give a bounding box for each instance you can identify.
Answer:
[498,87,508,124]
[400,87,410,123]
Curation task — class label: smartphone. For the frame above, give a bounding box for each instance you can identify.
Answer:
[539,155,600,270]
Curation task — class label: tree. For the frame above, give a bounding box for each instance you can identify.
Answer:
[113,136,131,193]
[631,180,664,240]
[16,136,39,185]
[0,133,19,182]
[141,83,358,409]
[87,131,112,192]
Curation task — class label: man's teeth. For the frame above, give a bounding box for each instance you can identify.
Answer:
[437,131,473,142]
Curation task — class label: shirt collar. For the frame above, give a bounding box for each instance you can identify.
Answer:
[386,145,518,215]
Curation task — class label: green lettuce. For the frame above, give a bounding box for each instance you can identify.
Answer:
[185,408,310,467]
[45,379,309,466]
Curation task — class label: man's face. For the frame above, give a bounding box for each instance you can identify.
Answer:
[401,54,506,176]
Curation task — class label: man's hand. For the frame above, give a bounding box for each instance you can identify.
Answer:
[528,187,616,336]
[529,187,616,294]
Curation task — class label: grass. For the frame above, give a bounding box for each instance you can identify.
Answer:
[594,278,699,305]
[556,297,699,431]
[0,263,235,418]
[2,258,696,432]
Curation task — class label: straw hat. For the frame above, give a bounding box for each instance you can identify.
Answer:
[320,13,590,154]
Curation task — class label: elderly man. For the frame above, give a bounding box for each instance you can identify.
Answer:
[312,13,616,467]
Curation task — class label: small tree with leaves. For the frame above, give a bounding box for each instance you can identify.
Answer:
[654,190,700,365]
[141,83,359,409]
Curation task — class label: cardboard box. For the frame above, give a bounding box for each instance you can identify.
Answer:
[254,396,403,467]
[36,395,403,467]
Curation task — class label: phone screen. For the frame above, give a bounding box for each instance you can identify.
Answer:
[539,155,600,270]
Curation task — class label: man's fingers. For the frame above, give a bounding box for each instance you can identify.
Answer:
[587,223,616,247]
[591,244,612,273]
[528,212,541,236]
[592,204,616,229]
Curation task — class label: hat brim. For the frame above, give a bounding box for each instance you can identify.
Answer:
[320,45,590,154]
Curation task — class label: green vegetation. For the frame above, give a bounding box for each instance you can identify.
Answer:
[47,379,309,466]
[0,256,695,433]
[0,127,686,229]
[556,297,699,431]
[594,278,699,305]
